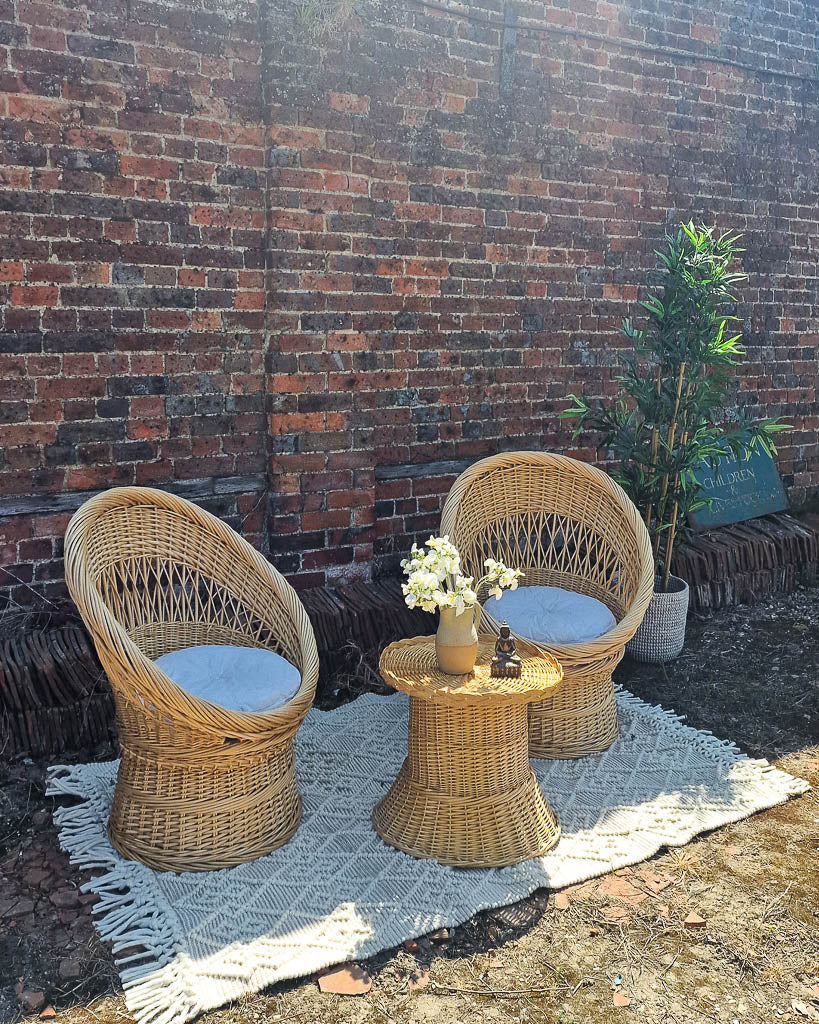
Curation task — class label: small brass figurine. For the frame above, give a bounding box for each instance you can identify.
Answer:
[490,622,522,679]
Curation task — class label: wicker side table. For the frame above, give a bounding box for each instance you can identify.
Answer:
[373,635,564,867]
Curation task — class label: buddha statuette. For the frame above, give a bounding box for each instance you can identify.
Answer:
[490,622,522,679]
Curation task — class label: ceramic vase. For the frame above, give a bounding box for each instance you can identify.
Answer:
[435,604,480,674]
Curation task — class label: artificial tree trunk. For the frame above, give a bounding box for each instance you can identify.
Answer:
[643,367,663,531]
[653,363,686,587]
[662,376,696,590]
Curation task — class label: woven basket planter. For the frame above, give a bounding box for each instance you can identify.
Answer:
[626,575,689,663]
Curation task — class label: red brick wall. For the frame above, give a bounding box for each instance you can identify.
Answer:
[261,0,819,583]
[0,0,267,603]
[1,0,817,601]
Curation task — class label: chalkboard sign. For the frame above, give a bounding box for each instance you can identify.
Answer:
[688,449,787,531]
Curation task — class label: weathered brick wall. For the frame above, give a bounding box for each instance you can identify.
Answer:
[262,0,818,583]
[1,0,817,601]
[0,0,267,603]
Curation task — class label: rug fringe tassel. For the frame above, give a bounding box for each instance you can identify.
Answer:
[614,686,812,795]
[47,766,91,799]
[46,766,201,1024]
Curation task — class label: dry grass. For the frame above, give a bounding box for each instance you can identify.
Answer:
[0,595,81,641]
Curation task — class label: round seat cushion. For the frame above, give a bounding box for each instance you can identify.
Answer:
[489,585,617,645]
[154,644,301,713]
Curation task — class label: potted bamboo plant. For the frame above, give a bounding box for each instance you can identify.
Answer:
[563,223,788,662]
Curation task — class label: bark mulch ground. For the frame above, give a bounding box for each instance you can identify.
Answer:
[1,586,817,1024]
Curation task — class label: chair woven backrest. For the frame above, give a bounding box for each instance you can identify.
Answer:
[65,487,318,722]
[440,452,655,651]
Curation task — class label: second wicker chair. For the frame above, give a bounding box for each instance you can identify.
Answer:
[64,487,319,872]
[440,452,654,758]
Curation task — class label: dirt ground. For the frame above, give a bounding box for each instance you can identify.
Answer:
[1,587,818,1024]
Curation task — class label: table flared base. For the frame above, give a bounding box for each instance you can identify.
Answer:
[373,695,560,867]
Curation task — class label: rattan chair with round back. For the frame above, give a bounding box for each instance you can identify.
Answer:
[64,486,319,872]
[440,452,654,759]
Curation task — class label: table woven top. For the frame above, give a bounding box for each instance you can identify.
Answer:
[379,635,564,705]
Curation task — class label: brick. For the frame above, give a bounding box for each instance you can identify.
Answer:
[328,92,371,115]
[0,261,23,281]
[233,290,264,310]
[9,285,57,306]
[53,147,119,176]
[120,156,179,179]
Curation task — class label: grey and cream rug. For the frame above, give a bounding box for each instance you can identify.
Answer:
[49,688,809,1024]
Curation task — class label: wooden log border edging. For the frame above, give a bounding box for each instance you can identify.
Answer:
[0,625,114,759]
[1,515,816,759]
[672,512,817,613]
[0,580,433,760]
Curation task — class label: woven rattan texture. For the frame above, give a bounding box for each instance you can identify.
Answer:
[64,486,319,872]
[440,452,655,759]
[373,636,562,867]
[626,576,690,663]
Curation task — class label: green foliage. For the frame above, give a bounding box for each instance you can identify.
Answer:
[563,223,789,590]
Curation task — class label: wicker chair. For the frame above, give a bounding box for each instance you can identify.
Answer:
[440,452,654,759]
[64,487,319,872]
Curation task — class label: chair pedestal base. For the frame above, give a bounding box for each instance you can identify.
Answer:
[108,743,302,872]
[528,669,619,760]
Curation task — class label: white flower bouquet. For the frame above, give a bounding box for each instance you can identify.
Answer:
[400,535,523,615]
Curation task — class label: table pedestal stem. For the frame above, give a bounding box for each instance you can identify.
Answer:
[373,696,560,867]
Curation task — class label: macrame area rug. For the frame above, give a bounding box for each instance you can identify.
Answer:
[48,688,809,1024]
